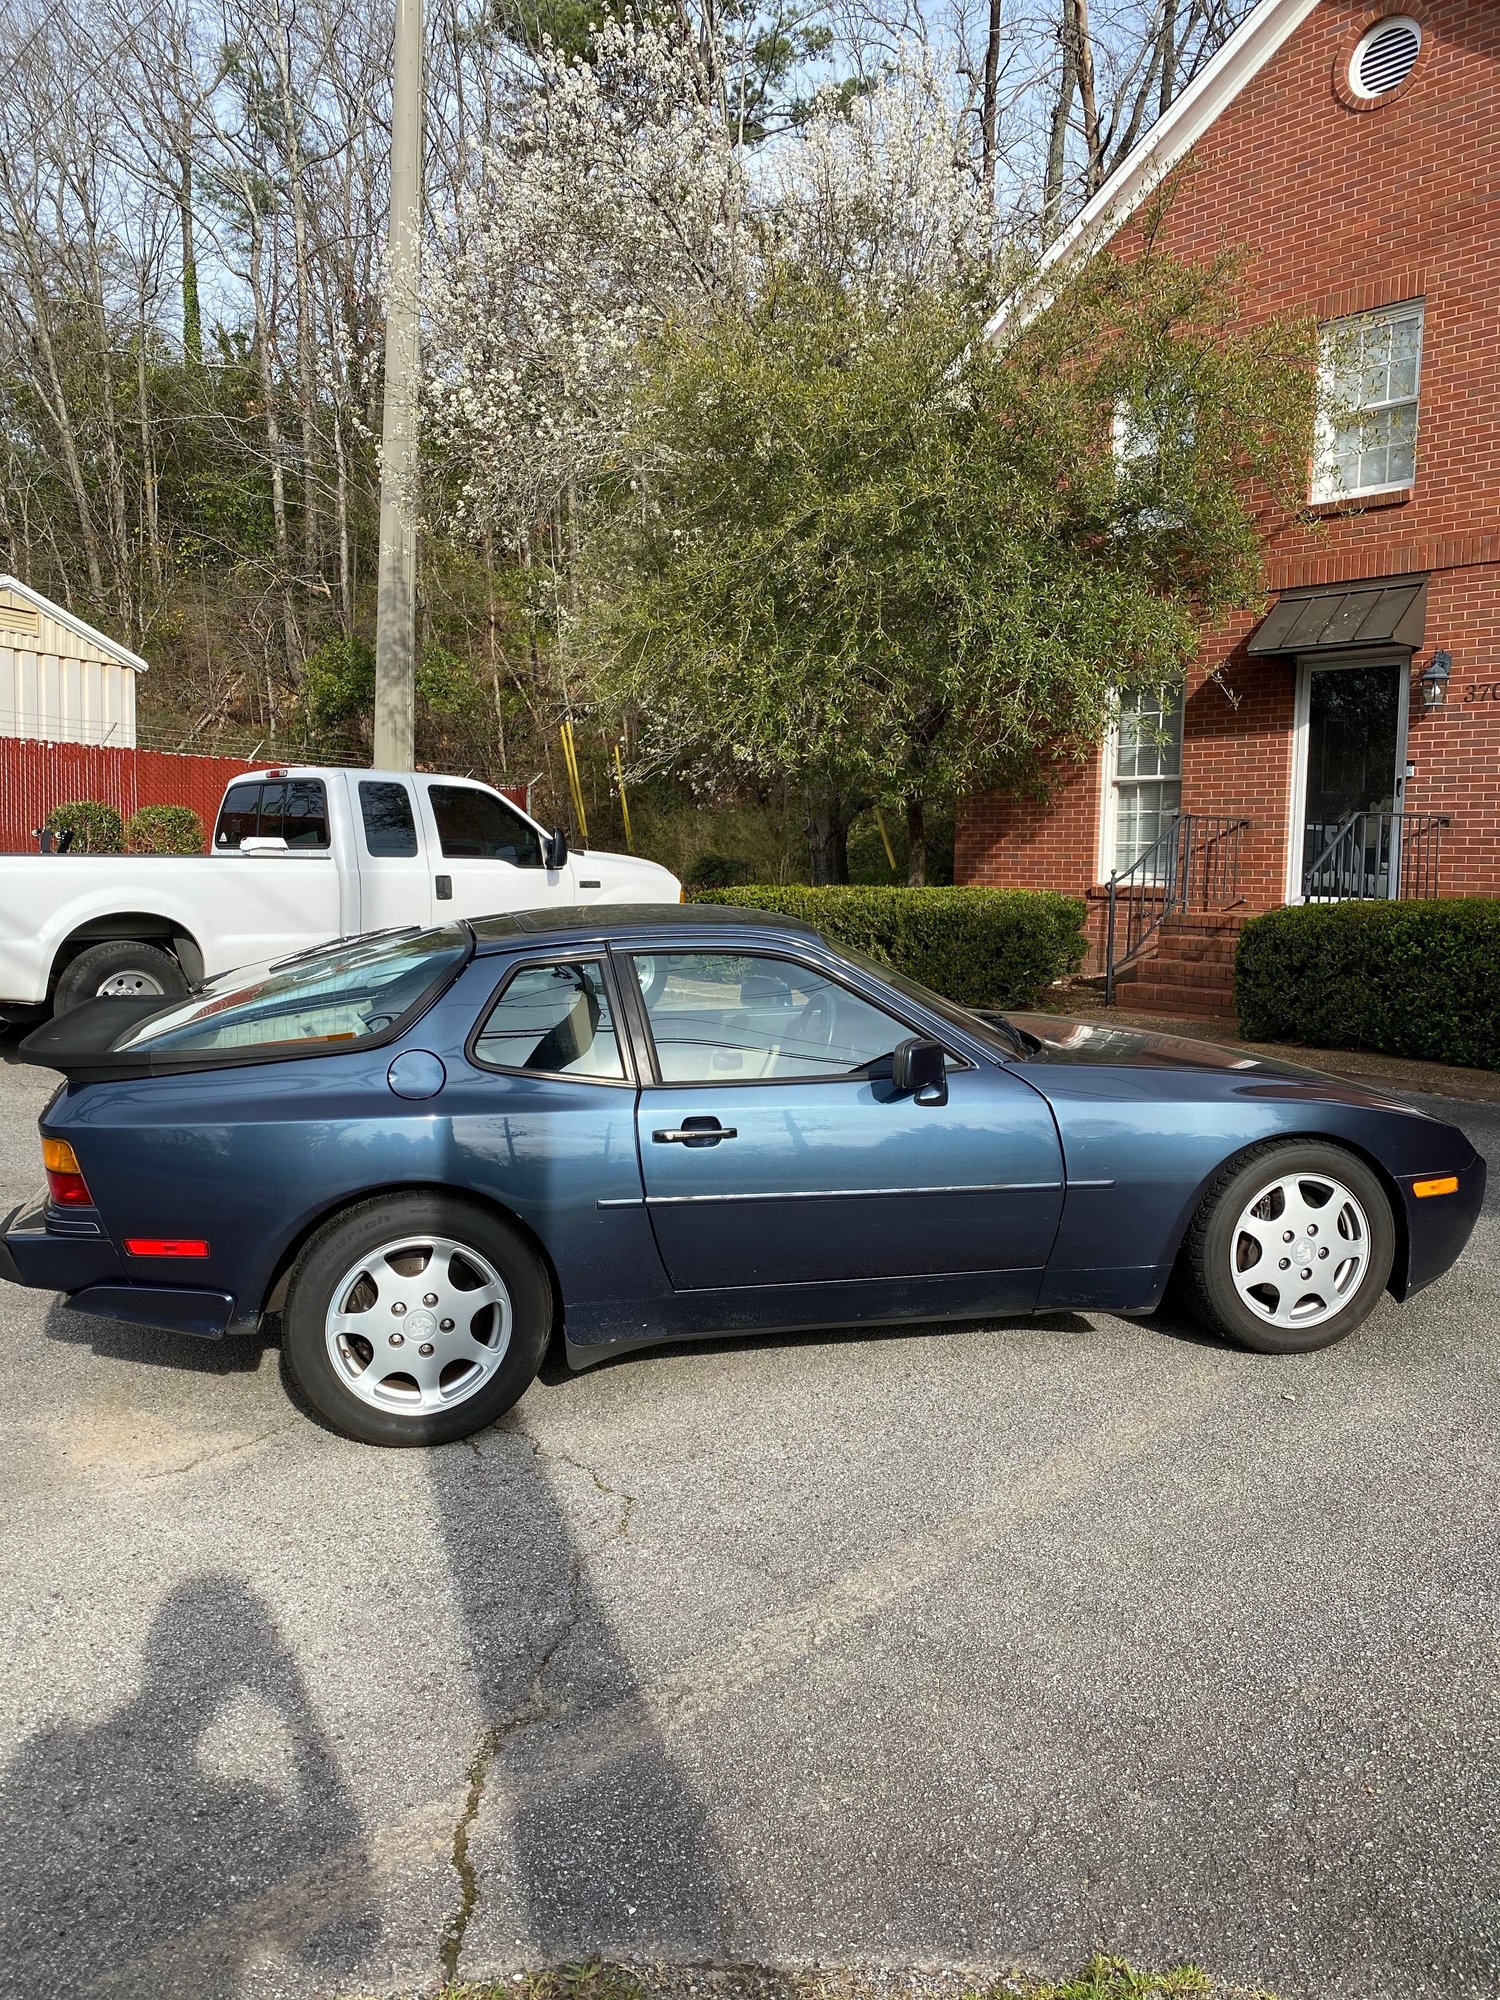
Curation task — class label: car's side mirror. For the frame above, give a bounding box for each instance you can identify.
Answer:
[890,1037,948,1103]
[543,828,569,870]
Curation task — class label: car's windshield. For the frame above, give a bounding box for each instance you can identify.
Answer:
[112,925,470,1057]
[836,946,1037,1057]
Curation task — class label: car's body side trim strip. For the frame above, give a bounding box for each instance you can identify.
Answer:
[641,1180,1062,1206]
[599,1179,1071,1210]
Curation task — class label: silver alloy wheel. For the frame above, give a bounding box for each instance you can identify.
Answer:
[324,1234,513,1415]
[1230,1171,1371,1327]
[97,969,166,998]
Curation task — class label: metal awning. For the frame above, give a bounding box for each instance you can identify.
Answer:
[1246,574,1428,656]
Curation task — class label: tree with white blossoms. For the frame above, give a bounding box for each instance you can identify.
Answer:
[422,20,748,562]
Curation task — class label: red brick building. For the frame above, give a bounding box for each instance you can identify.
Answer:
[957,0,1500,1013]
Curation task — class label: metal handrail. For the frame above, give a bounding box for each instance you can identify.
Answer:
[1104,813,1249,1005]
[1302,810,1452,903]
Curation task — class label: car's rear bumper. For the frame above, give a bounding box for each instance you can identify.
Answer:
[1,1201,235,1338]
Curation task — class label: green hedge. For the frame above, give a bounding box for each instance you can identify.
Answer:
[690,885,1087,1008]
[45,799,123,853]
[1236,899,1500,1070]
[126,803,205,854]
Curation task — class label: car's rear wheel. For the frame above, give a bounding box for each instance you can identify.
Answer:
[54,939,187,1013]
[1179,1141,1395,1354]
[281,1194,552,1445]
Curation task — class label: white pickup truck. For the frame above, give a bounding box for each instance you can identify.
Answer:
[0,764,681,1020]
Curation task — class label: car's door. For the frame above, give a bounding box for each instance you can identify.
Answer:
[417,780,572,919]
[622,946,1064,1299]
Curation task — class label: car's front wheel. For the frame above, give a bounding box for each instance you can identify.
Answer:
[1179,1141,1395,1354]
[281,1194,552,1445]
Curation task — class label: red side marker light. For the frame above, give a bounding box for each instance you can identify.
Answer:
[124,1239,210,1259]
[42,1137,93,1208]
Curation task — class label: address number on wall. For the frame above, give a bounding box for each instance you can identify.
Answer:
[1461,682,1500,703]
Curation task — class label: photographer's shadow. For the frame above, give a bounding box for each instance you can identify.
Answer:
[0,1573,379,1997]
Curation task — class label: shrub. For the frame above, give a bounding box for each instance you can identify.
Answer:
[692,884,1087,1009]
[1235,899,1500,1070]
[125,804,206,855]
[44,799,123,853]
[687,851,752,890]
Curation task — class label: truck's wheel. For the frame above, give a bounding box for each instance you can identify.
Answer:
[53,940,187,1013]
[280,1193,552,1446]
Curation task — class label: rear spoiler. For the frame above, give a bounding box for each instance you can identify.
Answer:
[17,996,170,1082]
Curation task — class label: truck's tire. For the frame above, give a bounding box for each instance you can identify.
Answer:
[53,939,187,1013]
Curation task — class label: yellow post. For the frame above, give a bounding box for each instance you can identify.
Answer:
[559,720,590,845]
[613,741,634,852]
[872,805,899,876]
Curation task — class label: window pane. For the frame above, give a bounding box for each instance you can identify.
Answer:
[428,784,543,868]
[259,780,329,848]
[214,782,262,849]
[360,780,418,857]
[633,951,909,1082]
[113,926,468,1055]
[474,961,624,1078]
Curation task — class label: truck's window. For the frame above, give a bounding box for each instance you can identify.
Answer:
[472,961,625,1078]
[360,780,418,857]
[215,778,329,850]
[428,784,542,868]
[215,783,263,848]
[111,926,469,1057]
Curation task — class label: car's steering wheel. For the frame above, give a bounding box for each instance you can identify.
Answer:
[791,990,837,1046]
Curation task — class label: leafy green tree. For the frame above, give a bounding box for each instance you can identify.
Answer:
[574,248,1317,882]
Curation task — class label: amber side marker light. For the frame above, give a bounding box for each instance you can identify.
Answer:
[124,1239,210,1259]
[42,1137,93,1208]
[1413,1176,1460,1198]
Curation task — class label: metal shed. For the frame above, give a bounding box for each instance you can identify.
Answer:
[0,576,146,748]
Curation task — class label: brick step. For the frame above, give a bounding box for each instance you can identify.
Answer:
[1128,960,1236,994]
[1159,910,1250,936]
[1151,937,1240,965]
[1117,982,1240,1020]
[1115,951,1235,990]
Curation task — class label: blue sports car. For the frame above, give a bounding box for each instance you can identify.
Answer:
[1,906,1484,1446]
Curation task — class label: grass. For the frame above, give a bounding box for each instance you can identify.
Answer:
[423,1957,1282,2000]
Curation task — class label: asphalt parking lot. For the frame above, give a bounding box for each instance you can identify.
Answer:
[2,1042,1497,2000]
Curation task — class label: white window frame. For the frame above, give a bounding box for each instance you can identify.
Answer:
[1312,301,1424,503]
[1097,686,1185,882]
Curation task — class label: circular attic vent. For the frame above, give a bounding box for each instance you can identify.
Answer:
[1350,15,1422,95]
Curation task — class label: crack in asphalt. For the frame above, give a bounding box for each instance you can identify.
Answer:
[437,1432,638,1984]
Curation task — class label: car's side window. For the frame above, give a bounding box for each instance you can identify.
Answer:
[629,951,910,1083]
[428,784,543,868]
[472,960,626,1080]
[360,780,418,857]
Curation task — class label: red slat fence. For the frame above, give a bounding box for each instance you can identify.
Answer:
[0,740,529,853]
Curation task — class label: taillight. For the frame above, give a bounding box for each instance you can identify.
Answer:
[43,1137,94,1208]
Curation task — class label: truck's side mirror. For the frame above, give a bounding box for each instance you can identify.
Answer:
[543,828,569,870]
[890,1037,948,1104]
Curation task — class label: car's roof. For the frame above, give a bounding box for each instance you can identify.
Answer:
[469,903,818,953]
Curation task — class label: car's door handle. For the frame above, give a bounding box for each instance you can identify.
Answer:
[434,874,452,900]
[652,1120,738,1145]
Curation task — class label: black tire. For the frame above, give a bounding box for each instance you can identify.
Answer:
[1178,1140,1395,1355]
[54,939,187,1014]
[280,1192,552,1446]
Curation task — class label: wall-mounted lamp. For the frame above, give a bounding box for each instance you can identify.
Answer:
[1420,649,1453,711]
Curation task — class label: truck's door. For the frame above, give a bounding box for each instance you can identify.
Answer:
[351,776,437,933]
[416,780,573,922]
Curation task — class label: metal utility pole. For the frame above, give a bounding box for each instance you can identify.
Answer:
[373,0,422,769]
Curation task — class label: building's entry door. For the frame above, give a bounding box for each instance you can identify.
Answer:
[1295,655,1408,899]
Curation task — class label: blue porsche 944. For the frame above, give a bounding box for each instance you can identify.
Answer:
[1,906,1484,1446]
